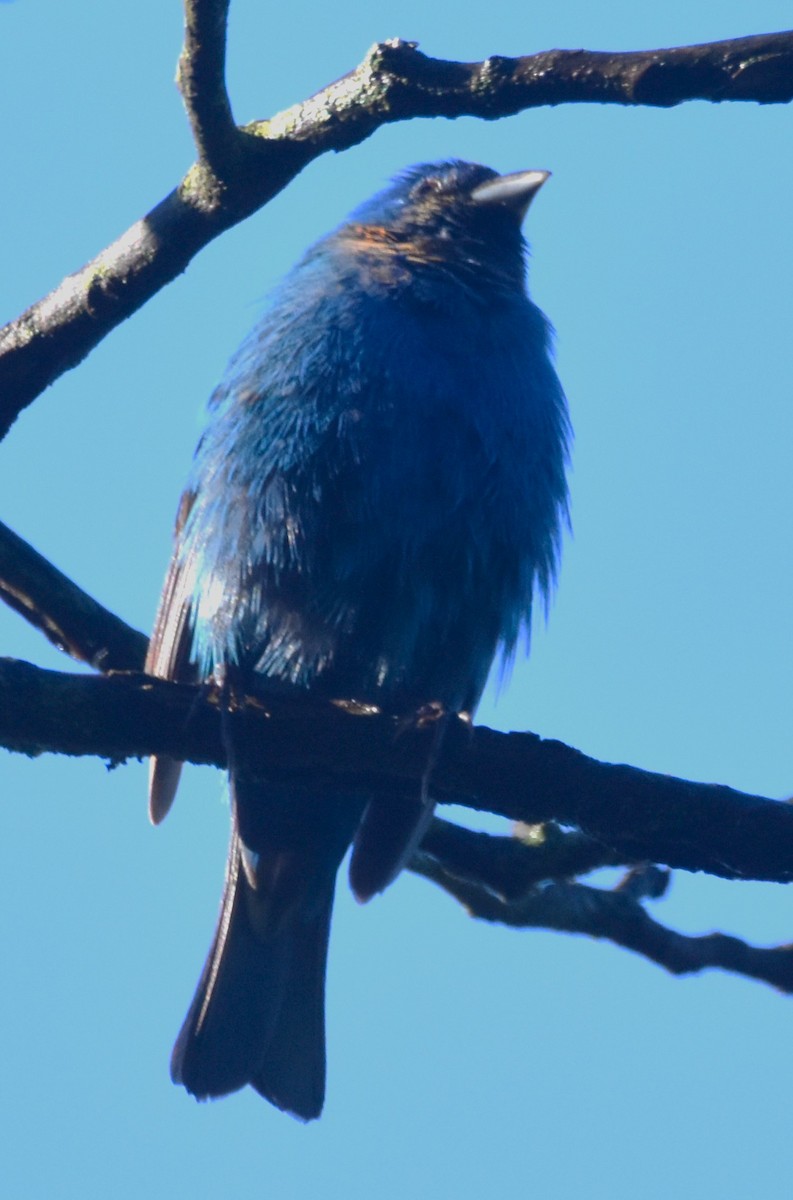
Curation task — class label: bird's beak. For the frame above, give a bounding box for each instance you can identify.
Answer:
[470,169,551,221]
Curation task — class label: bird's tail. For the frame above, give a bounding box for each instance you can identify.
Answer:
[170,817,336,1121]
[169,755,435,1119]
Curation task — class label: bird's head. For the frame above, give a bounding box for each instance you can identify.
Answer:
[339,160,550,295]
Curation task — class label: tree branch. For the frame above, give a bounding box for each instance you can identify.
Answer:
[420,816,628,895]
[178,0,238,180]
[1,29,791,439]
[1,656,791,884]
[0,520,147,671]
[251,29,793,147]
[412,849,793,993]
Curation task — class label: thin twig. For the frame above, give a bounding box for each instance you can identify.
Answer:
[420,817,628,898]
[411,855,793,993]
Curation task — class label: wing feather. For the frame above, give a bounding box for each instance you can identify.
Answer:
[145,491,198,824]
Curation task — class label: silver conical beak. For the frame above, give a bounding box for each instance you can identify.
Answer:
[470,169,551,220]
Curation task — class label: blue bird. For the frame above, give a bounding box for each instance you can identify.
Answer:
[146,160,570,1120]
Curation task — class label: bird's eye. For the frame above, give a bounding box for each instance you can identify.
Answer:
[411,176,444,201]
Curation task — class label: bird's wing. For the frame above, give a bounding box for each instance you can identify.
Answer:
[145,489,198,824]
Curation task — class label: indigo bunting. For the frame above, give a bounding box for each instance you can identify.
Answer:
[146,160,570,1120]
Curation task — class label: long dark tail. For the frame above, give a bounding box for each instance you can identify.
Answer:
[171,826,334,1121]
[169,753,436,1119]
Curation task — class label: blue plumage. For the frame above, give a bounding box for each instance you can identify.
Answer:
[146,160,570,1119]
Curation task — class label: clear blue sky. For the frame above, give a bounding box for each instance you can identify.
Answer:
[1,2,792,1197]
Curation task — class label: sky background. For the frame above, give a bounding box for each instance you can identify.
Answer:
[1,2,792,1197]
